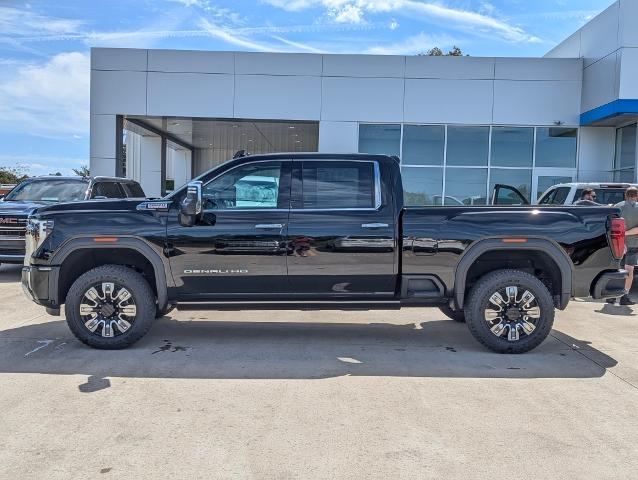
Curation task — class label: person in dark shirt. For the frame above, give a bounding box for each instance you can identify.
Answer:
[573,187,599,206]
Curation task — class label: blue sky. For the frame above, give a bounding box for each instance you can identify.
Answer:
[0,0,614,176]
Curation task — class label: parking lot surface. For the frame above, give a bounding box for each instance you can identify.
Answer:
[1,263,637,479]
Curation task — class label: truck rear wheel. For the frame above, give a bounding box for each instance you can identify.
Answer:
[438,304,465,322]
[464,269,554,354]
[65,265,156,349]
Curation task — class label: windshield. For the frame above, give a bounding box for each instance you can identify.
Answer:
[4,179,88,202]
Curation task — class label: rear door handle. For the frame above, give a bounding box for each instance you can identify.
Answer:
[255,223,284,229]
[361,223,389,229]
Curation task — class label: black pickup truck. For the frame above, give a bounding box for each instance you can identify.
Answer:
[0,176,145,265]
[21,154,627,353]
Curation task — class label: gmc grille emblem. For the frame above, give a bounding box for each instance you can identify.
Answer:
[0,218,19,225]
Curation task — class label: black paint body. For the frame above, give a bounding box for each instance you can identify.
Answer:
[22,154,624,312]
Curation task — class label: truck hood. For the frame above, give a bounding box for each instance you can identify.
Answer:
[33,198,159,215]
[0,200,50,216]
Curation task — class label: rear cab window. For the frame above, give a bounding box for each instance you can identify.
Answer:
[92,182,126,199]
[574,188,626,205]
[294,161,378,209]
[123,182,145,198]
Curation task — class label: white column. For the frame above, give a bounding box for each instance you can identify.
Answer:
[172,149,191,190]
[139,136,162,198]
[90,114,117,176]
[577,126,615,182]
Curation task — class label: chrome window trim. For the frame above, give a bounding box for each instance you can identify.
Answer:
[200,157,383,213]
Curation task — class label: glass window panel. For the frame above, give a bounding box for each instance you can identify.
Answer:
[491,127,533,167]
[614,169,635,183]
[446,126,489,166]
[615,124,637,170]
[489,168,532,203]
[202,162,281,209]
[301,161,375,209]
[358,124,401,156]
[402,125,444,165]
[535,128,577,168]
[444,168,487,205]
[401,167,443,206]
[536,175,573,200]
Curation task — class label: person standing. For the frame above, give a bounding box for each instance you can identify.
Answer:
[573,187,599,205]
[614,187,638,305]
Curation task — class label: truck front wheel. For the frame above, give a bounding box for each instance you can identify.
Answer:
[65,265,156,349]
[464,269,554,354]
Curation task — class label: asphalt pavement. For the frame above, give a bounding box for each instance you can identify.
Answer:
[1,263,637,479]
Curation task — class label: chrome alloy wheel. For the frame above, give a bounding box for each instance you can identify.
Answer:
[79,282,137,338]
[484,285,541,342]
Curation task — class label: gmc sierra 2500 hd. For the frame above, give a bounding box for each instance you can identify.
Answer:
[22,154,627,353]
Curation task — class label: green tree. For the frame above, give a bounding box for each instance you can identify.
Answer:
[418,46,468,56]
[72,165,90,177]
[0,166,28,184]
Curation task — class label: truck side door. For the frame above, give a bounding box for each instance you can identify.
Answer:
[166,160,291,296]
[286,159,397,297]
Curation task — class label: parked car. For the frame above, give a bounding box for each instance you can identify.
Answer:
[22,154,626,353]
[493,182,638,206]
[0,176,145,265]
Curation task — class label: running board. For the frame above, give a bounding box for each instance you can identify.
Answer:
[176,300,402,311]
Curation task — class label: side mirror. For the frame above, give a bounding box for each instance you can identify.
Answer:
[179,181,202,227]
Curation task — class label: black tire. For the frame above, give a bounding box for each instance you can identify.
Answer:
[156,302,176,318]
[438,303,466,322]
[464,269,554,354]
[65,265,156,349]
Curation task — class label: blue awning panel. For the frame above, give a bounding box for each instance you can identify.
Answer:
[581,99,638,125]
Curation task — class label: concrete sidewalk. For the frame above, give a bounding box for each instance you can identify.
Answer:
[0,264,637,479]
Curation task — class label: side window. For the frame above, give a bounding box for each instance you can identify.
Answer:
[538,189,556,205]
[92,182,125,199]
[202,162,282,210]
[300,161,376,209]
[123,182,145,198]
[552,187,570,204]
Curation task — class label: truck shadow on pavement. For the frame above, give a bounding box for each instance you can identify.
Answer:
[0,314,617,383]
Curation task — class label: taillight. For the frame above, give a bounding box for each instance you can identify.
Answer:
[609,217,625,260]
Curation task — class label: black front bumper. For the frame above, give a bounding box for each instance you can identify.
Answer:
[592,269,628,299]
[22,265,59,311]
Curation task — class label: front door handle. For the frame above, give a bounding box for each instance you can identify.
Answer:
[255,223,284,229]
[362,223,389,229]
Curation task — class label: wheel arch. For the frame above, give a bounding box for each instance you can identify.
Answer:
[454,238,573,311]
[51,237,168,311]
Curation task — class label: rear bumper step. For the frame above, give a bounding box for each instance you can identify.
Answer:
[592,269,628,299]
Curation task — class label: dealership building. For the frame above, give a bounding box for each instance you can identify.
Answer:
[90,0,638,203]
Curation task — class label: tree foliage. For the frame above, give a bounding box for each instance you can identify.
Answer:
[0,166,28,184]
[418,46,467,56]
[72,165,90,177]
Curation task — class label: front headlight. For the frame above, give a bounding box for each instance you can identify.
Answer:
[25,218,54,262]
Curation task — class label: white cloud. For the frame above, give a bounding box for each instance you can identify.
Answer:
[0,52,89,139]
[0,155,86,176]
[365,31,454,55]
[330,4,364,23]
[263,0,540,43]
[0,6,82,37]
[198,18,277,51]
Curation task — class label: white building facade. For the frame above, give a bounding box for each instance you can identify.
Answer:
[90,0,638,203]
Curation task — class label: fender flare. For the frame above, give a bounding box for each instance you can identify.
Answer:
[454,238,573,311]
[51,236,169,311]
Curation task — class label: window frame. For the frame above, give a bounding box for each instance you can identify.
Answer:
[91,181,126,199]
[291,159,382,212]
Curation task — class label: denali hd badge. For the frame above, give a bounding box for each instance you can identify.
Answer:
[137,202,170,211]
[184,269,248,274]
